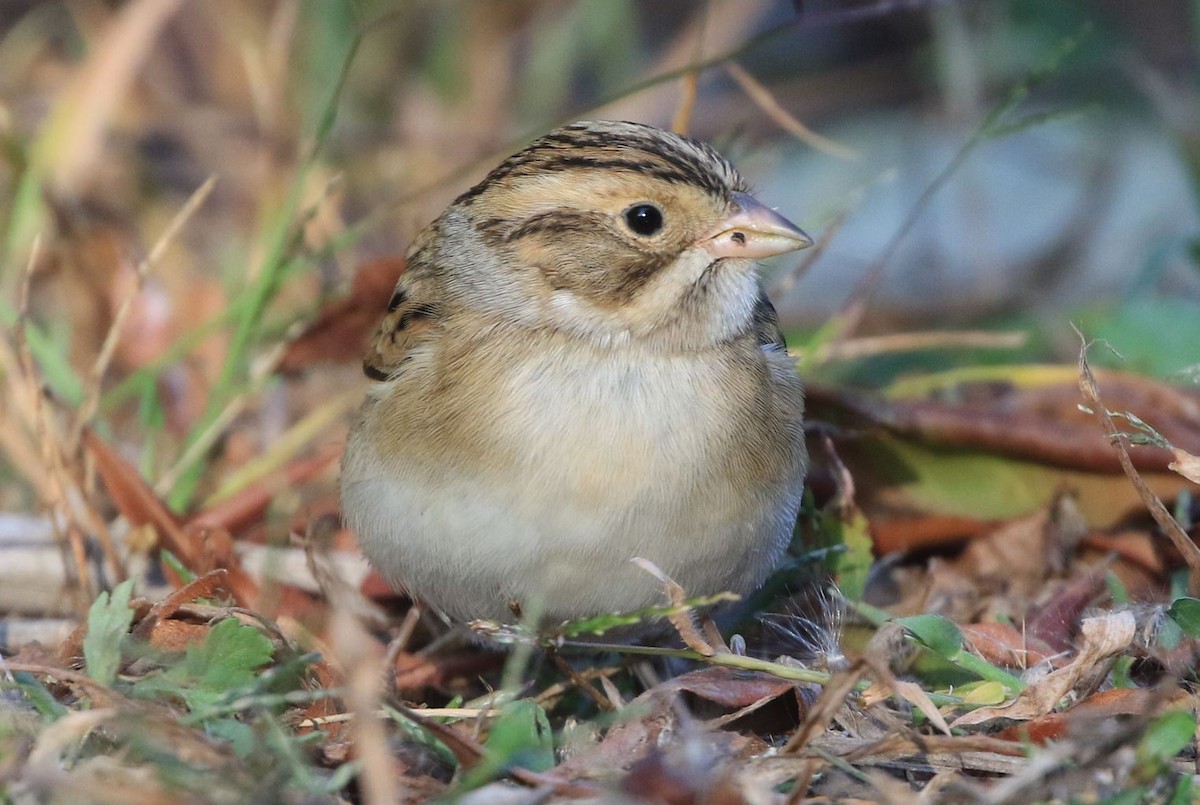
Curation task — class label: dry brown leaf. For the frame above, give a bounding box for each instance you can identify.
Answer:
[278,257,406,372]
[955,491,1086,601]
[1082,529,1164,575]
[870,513,996,554]
[83,428,195,566]
[1026,566,1110,653]
[658,666,804,733]
[995,687,1159,744]
[1076,336,1200,584]
[951,611,1136,727]
[83,429,286,612]
[879,676,951,736]
[1170,446,1200,484]
[809,370,1200,475]
[661,666,797,710]
[186,442,341,535]
[632,556,716,656]
[392,650,505,696]
[960,623,1059,670]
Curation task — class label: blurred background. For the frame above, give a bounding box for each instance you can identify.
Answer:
[3,1,1197,368]
[0,0,1197,605]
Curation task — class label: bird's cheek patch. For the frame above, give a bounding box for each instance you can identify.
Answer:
[514,236,673,309]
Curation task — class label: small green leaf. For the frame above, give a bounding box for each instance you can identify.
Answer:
[130,672,189,706]
[1159,615,1184,652]
[206,717,257,758]
[823,505,873,602]
[895,614,963,657]
[83,579,137,686]
[895,614,1026,693]
[160,549,196,584]
[1106,571,1130,607]
[12,672,69,720]
[484,700,555,774]
[846,598,892,627]
[1136,711,1196,771]
[1166,597,1200,638]
[1111,655,1136,689]
[453,699,555,792]
[1168,772,1193,805]
[958,680,1007,705]
[186,618,275,692]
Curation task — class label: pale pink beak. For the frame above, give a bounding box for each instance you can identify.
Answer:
[699,191,813,259]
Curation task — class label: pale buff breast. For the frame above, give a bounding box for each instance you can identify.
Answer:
[341,328,805,623]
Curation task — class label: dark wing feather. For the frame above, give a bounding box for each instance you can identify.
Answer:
[751,289,787,351]
[362,251,443,380]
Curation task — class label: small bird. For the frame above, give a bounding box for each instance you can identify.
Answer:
[341,120,811,629]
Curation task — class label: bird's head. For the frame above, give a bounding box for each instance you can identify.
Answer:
[427,120,812,349]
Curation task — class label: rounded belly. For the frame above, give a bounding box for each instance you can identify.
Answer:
[342,344,803,623]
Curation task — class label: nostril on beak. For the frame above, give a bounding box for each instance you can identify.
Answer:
[731,231,746,246]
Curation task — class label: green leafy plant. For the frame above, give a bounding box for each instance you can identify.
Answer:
[895,614,1027,694]
[82,578,136,686]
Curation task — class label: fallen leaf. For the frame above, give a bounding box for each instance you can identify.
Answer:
[960,622,1058,670]
[996,687,1157,744]
[1170,446,1200,484]
[952,610,1136,727]
[955,491,1087,601]
[278,257,406,372]
[1026,567,1109,653]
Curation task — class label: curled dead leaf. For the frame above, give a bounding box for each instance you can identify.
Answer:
[1170,446,1200,484]
[952,610,1136,728]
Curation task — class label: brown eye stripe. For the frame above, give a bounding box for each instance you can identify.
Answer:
[505,209,607,241]
[396,302,439,330]
[474,210,608,245]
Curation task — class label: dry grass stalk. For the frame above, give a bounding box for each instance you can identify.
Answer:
[782,658,865,755]
[10,239,113,601]
[69,175,217,448]
[670,0,707,137]
[5,178,218,604]
[0,354,48,498]
[671,71,700,136]
[632,557,718,656]
[725,61,859,161]
[47,0,185,195]
[549,650,615,712]
[1076,331,1200,586]
[532,666,623,710]
[814,330,1029,363]
[152,337,289,496]
[330,607,401,805]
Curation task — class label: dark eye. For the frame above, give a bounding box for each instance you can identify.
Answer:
[624,203,664,236]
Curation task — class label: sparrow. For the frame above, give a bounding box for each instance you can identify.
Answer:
[340,120,812,629]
